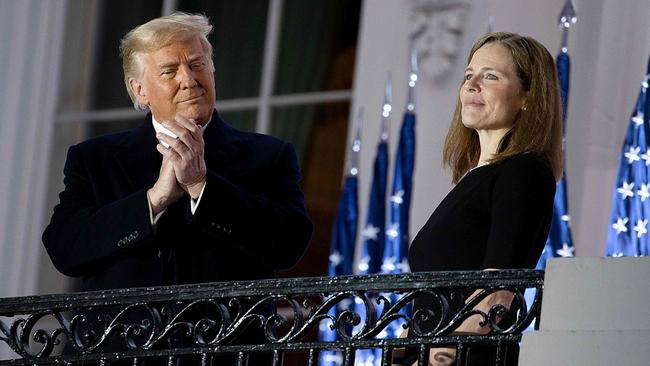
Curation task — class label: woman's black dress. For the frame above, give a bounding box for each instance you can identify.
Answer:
[406,153,556,365]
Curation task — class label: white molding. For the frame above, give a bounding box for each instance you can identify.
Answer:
[54,90,352,124]
[256,0,284,134]
[161,0,177,15]
[409,0,472,84]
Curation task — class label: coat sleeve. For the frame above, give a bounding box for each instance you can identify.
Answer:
[42,144,154,277]
[187,142,313,270]
[482,155,556,269]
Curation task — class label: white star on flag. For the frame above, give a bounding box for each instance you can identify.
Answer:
[338,298,353,311]
[322,353,343,365]
[625,146,641,163]
[618,181,635,200]
[561,215,570,222]
[329,251,343,267]
[357,256,370,272]
[318,321,329,332]
[361,224,380,241]
[642,148,650,166]
[398,257,410,272]
[612,252,624,258]
[556,243,575,257]
[643,74,649,89]
[632,112,644,127]
[638,184,650,202]
[633,219,648,238]
[612,217,629,234]
[386,223,399,239]
[390,190,404,205]
[381,256,397,272]
[358,354,376,366]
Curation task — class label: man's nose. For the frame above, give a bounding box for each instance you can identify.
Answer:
[177,64,198,88]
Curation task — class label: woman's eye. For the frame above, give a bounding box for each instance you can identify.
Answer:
[464,74,472,81]
[485,73,498,80]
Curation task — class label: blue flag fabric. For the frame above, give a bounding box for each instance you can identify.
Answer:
[606,56,650,257]
[319,175,358,366]
[384,112,416,275]
[381,112,416,339]
[537,51,576,268]
[357,141,389,276]
[352,139,388,366]
[355,113,417,365]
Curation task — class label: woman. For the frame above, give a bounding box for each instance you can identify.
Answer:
[402,32,562,365]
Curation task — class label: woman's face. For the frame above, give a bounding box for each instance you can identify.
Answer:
[460,43,527,133]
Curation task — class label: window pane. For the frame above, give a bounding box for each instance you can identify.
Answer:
[91,0,163,110]
[220,110,257,133]
[272,102,350,278]
[274,0,361,95]
[178,0,268,99]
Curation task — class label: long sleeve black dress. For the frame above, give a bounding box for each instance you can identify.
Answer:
[406,153,556,364]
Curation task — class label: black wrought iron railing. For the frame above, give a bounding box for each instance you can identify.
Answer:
[0,270,543,366]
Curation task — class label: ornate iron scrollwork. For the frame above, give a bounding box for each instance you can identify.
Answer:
[0,270,543,364]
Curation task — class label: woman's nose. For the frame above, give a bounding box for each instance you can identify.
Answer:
[464,76,479,92]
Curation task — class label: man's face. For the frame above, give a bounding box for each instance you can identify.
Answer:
[132,36,216,125]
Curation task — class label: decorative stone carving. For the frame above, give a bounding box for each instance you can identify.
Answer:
[409,0,472,84]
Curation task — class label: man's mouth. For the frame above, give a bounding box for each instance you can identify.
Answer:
[179,94,203,103]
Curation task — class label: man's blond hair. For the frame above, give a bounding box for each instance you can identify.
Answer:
[119,12,214,110]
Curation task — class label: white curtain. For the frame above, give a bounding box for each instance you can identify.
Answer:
[0,0,66,298]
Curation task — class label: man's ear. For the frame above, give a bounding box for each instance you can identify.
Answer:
[128,78,148,106]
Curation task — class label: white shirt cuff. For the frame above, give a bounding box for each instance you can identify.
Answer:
[190,182,207,215]
[147,191,166,226]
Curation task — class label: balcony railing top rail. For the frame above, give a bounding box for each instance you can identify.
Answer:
[0,270,544,365]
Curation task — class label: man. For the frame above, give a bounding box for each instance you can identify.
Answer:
[43,13,313,292]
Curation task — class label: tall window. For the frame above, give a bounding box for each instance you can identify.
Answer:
[50,0,361,282]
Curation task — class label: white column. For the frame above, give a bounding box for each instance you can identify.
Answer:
[0,0,66,298]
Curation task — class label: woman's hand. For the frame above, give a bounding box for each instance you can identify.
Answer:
[391,329,408,365]
[418,348,456,366]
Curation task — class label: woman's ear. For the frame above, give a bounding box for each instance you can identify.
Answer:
[520,91,529,111]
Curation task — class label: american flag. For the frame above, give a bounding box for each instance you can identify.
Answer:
[537,48,576,268]
[352,77,392,366]
[606,56,650,257]
[355,50,417,365]
[319,122,361,366]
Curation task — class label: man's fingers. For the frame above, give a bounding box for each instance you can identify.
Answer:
[156,143,181,162]
[162,119,201,151]
[163,117,200,138]
[175,115,200,132]
[157,133,191,156]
